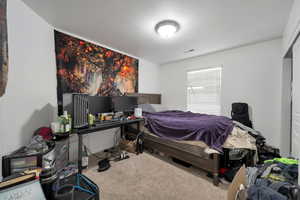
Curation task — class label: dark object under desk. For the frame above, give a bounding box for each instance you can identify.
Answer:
[73,118,144,174]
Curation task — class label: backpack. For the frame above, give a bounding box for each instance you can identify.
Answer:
[231,102,253,128]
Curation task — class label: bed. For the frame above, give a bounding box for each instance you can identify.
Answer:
[125,94,257,186]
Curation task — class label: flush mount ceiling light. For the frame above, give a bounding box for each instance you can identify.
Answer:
[155,20,180,38]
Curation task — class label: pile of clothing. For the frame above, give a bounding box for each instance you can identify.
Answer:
[233,121,281,163]
[238,158,299,200]
[220,121,281,182]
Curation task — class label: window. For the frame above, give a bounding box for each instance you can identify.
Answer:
[186,67,222,115]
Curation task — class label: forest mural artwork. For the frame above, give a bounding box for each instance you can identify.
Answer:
[54,30,138,103]
[0,0,8,97]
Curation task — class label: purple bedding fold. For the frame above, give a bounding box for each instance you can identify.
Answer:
[143,110,234,152]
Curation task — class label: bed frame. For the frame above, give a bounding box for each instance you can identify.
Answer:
[142,133,220,186]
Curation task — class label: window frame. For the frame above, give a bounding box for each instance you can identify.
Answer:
[185,66,222,115]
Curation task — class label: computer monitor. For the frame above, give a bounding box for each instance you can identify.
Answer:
[112,96,138,112]
[88,96,113,115]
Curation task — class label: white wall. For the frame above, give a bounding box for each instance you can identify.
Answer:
[160,39,283,148]
[139,59,161,93]
[283,0,300,56]
[0,0,57,178]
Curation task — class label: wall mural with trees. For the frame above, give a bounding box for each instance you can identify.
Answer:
[54,30,139,104]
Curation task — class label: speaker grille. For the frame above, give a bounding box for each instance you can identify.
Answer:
[73,94,89,128]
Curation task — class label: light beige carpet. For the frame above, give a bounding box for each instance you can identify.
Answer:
[84,152,228,200]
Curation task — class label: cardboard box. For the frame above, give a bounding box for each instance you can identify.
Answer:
[227,166,246,200]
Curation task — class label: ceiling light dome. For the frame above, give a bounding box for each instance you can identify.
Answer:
[155,20,180,38]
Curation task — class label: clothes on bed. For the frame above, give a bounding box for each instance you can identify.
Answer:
[143,110,234,152]
[204,127,257,157]
[223,127,257,150]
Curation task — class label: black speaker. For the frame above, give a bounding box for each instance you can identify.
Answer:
[62,93,89,129]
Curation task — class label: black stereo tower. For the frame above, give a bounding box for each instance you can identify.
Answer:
[62,93,89,129]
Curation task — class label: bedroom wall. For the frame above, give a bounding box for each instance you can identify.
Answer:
[160,38,283,149]
[0,0,161,178]
[0,0,57,179]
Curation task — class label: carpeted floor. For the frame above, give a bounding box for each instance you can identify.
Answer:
[84,152,228,200]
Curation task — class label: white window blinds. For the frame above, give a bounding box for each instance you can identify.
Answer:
[186,67,222,115]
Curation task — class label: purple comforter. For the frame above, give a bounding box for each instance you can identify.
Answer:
[143,110,234,152]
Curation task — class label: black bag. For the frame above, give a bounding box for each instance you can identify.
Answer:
[135,132,144,154]
[231,102,253,128]
[257,144,281,164]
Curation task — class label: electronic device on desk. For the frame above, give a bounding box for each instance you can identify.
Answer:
[60,93,89,129]
[112,96,138,116]
[88,96,115,125]
[2,143,55,178]
[88,96,112,115]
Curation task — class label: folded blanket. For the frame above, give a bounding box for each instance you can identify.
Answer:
[143,110,234,152]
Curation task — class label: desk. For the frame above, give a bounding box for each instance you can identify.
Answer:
[73,118,144,173]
